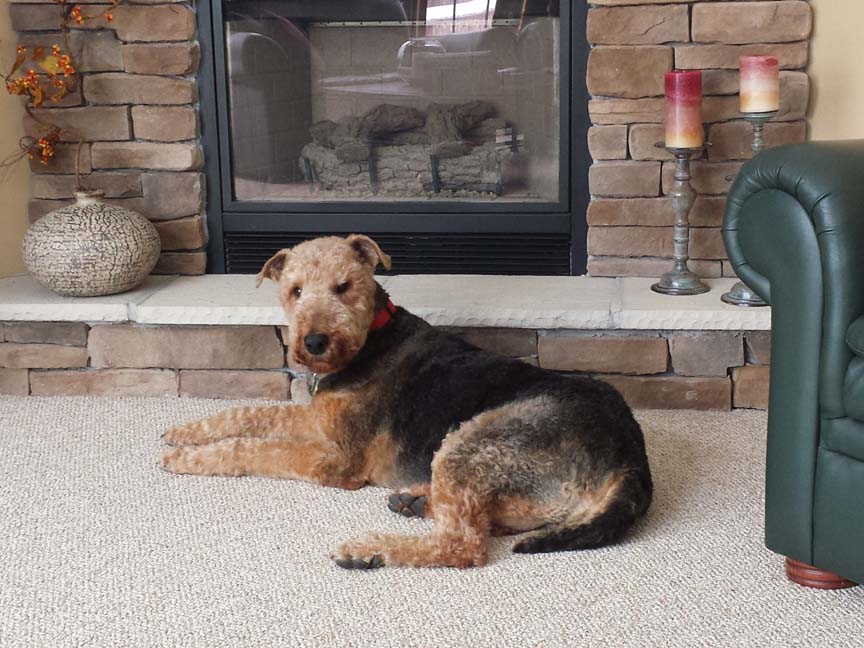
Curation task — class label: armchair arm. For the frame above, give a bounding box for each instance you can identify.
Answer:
[722,140,864,564]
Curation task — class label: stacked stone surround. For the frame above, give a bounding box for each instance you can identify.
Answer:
[8,1,814,277]
[0,321,770,410]
[585,0,812,278]
[10,0,205,276]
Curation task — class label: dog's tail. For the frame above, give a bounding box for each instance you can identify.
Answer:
[512,469,652,554]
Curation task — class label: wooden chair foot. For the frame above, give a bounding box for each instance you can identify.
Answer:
[785,558,857,590]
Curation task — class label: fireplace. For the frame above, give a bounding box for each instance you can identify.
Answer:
[198,0,589,274]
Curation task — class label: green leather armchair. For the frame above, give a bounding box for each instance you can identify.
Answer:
[723,140,864,589]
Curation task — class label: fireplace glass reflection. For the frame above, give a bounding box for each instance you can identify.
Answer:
[225,0,561,203]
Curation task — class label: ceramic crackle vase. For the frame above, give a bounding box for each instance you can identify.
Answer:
[23,190,161,297]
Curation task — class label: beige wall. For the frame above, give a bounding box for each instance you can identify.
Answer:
[808,0,864,140]
[0,4,29,277]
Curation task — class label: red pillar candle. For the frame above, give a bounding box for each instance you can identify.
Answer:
[740,55,780,113]
[665,70,704,149]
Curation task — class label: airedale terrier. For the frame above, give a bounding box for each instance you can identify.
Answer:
[161,235,653,569]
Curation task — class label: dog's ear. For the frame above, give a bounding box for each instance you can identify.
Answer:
[347,234,392,271]
[256,249,290,288]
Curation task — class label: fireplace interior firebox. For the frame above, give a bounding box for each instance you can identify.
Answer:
[199,0,589,274]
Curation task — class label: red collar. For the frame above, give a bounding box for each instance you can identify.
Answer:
[369,299,396,332]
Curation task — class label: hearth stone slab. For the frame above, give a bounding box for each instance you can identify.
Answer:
[0,274,771,331]
[0,275,176,322]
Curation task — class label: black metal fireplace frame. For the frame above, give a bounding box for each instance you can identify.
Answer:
[197,1,590,274]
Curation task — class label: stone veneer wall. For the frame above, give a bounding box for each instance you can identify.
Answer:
[10,0,205,275]
[0,322,771,410]
[585,0,811,277]
[8,1,812,277]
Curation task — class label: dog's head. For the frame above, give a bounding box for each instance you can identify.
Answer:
[257,235,391,374]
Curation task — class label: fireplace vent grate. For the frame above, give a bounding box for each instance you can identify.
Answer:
[223,232,571,276]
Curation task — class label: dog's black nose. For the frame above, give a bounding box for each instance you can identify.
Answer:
[304,333,329,356]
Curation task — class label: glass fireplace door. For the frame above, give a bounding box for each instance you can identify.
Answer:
[202,1,588,274]
[222,0,563,204]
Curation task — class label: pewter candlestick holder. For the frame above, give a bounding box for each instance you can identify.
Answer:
[721,111,776,307]
[651,146,710,296]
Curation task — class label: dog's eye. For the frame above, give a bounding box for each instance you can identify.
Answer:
[291,286,302,299]
[334,281,351,295]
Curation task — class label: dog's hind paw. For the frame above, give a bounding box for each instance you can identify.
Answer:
[387,492,427,518]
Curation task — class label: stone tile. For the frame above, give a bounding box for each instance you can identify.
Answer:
[732,365,770,409]
[588,225,726,262]
[588,196,722,228]
[0,343,88,369]
[107,5,196,42]
[702,70,740,96]
[153,252,207,276]
[587,5,689,45]
[179,370,290,400]
[588,198,672,227]
[385,275,616,329]
[140,172,204,220]
[702,96,741,124]
[691,228,727,260]
[449,328,537,357]
[588,257,721,279]
[722,262,739,279]
[29,369,178,397]
[132,106,197,142]
[539,335,668,374]
[599,375,732,410]
[589,161,662,197]
[628,124,674,161]
[662,161,742,195]
[84,73,196,105]
[154,216,207,251]
[0,275,175,323]
[123,43,199,75]
[3,322,89,346]
[691,197,727,228]
[132,275,284,325]
[587,46,672,98]
[616,278,771,330]
[745,331,772,365]
[708,121,807,161]
[30,173,142,200]
[91,142,202,171]
[692,1,812,45]
[589,98,665,125]
[588,226,672,257]
[0,369,29,395]
[670,332,744,376]
[675,42,809,70]
[8,4,61,30]
[88,325,284,369]
[588,125,628,161]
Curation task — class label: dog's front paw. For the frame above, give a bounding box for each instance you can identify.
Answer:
[162,423,200,446]
[160,447,191,474]
[331,538,386,570]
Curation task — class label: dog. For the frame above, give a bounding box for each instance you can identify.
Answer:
[161,235,653,569]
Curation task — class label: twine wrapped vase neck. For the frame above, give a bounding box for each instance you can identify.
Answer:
[23,189,161,297]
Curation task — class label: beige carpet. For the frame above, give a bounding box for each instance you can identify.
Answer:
[0,397,862,647]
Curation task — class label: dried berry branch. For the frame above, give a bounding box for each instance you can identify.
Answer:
[2,0,123,184]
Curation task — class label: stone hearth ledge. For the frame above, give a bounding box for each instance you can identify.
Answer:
[0,275,770,331]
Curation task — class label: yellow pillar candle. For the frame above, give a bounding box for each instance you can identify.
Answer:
[740,55,780,113]
[665,70,704,149]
